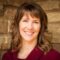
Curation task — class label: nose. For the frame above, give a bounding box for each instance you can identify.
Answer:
[27,22,33,30]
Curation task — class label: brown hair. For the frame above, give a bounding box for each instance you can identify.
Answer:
[10,2,52,53]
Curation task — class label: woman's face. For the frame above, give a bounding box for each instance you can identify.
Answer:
[19,13,41,42]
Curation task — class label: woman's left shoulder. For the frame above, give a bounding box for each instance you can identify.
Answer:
[44,49,60,60]
[48,49,60,56]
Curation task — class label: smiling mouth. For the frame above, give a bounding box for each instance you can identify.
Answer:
[25,31,34,36]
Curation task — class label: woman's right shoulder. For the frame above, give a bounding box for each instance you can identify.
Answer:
[2,51,15,60]
[3,51,12,56]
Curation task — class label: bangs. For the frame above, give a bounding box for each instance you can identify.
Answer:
[17,2,41,21]
[18,9,40,20]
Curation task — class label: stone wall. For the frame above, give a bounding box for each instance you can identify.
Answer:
[0,0,60,60]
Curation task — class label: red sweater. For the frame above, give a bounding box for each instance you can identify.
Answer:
[2,47,60,60]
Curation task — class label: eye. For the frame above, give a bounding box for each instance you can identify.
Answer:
[34,21,39,23]
[23,20,28,22]
[33,21,39,24]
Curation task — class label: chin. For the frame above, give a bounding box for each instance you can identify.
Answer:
[23,38,34,42]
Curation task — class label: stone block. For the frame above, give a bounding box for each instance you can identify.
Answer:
[46,12,60,43]
[47,12,60,43]
[59,1,60,8]
[52,43,60,52]
[47,12,60,23]
[0,17,8,33]
[4,7,16,20]
[48,23,60,33]
[0,0,3,3]
[8,20,12,33]
[3,7,17,33]
[52,33,60,43]
[0,34,12,50]
[36,0,60,1]
[0,4,4,16]
[37,1,60,11]
[48,23,60,43]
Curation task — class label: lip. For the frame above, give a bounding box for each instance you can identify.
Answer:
[24,31,34,36]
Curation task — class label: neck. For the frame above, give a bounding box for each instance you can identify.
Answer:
[21,39,37,50]
[18,39,37,59]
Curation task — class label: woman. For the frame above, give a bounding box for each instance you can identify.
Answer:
[2,2,60,60]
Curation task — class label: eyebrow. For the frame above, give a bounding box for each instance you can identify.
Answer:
[33,19,40,21]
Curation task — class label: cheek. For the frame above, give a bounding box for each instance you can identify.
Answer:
[34,24,40,33]
[19,22,26,33]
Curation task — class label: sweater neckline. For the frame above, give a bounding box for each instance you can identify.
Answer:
[17,46,41,60]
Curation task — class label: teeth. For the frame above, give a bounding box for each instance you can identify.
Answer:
[25,32,33,35]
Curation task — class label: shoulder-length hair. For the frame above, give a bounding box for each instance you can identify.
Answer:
[10,2,52,53]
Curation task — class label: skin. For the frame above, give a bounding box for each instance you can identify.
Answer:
[18,12,41,59]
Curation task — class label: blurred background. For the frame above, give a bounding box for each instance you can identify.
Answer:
[0,0,60,60]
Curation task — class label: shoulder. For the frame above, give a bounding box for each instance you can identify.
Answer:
[42,49,60,60]
[2,51,16,60]
[47,49,60,57]
[2,51,13,60]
